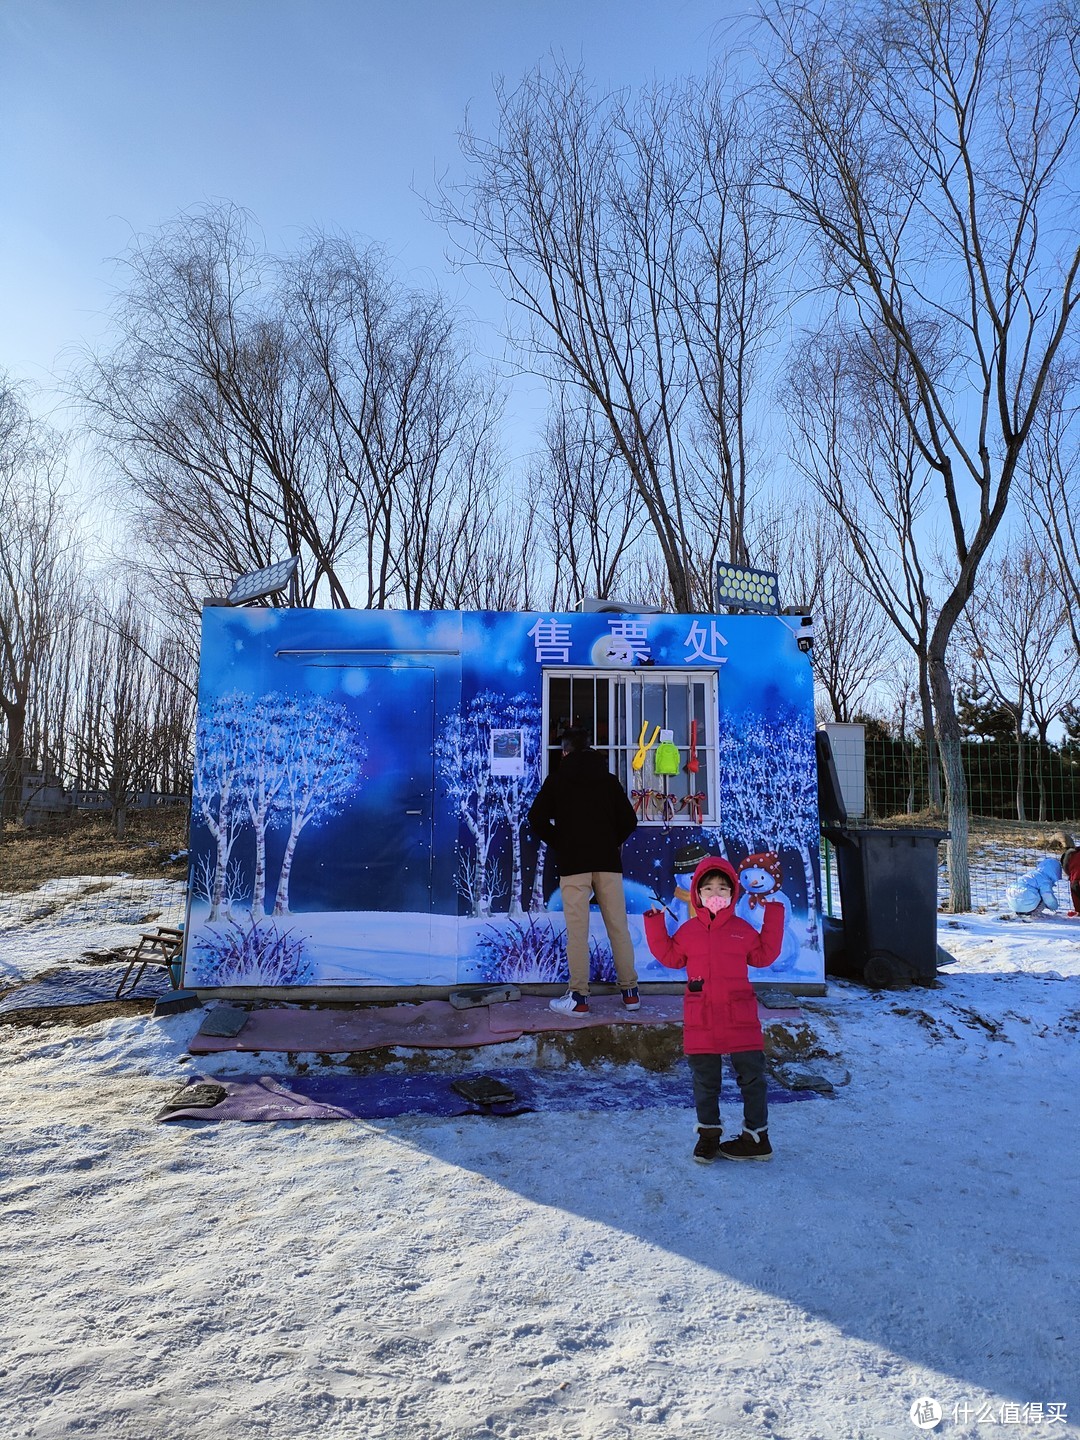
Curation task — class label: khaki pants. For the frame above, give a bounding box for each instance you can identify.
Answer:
[560,871,639,995]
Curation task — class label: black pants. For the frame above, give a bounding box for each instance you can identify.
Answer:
[687,1050,768,1132]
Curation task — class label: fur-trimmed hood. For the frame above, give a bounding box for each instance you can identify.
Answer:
[688,856,740,914]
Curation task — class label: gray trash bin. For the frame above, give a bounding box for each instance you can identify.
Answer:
[822,825,949,987]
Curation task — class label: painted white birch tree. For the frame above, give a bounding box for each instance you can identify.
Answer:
[271,696,367,916]
[435,691,503,917]
[491,694,542,917]
[192,692,250,922]
[242,696,290,922]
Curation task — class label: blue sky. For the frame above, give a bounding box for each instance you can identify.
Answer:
[0,0,754,450]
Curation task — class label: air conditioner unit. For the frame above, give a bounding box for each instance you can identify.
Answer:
[576,596,666,614]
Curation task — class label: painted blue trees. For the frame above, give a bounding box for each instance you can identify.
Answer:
[188,607,824,988]
[245,696,288,922]
[715,707,820,948]
[435,691,542,917]
[193,693,249,922]
[271,696,367,916]
[191,690,366,921]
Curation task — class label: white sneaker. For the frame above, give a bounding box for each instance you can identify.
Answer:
[549,990,590,1014]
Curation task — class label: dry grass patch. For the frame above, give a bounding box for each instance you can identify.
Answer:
[0,810,189,893]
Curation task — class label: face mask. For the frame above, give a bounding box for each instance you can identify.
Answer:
[702,893,731,914]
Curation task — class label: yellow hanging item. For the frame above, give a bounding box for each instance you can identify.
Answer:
[632,722,661,772]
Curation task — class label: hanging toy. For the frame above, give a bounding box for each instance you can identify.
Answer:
[632,722,661,772]
[654,728,680,776]
[686,719,699,774]
[680,792,707,824]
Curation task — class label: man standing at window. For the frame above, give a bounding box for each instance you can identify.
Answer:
[528,727,641,1014]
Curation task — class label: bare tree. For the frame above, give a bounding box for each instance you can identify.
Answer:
[68,586,194,836]
[286,233,510,608]
[957,538,1078,821]
[441,65,784,610]
[755,494,897,722]
[533,393,649,608]
[883,665,930,814]
[1020,363,1080,654]
[0,378,83,819]
[783,327,944,805]
[421,482,540,610]
[82,206,355,608]
[81,206,513,614]
[766,0,1080,906]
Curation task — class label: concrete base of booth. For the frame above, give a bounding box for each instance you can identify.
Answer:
[189,981,828,1003]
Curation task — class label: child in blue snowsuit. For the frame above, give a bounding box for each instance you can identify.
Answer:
[1007,857,1063,917]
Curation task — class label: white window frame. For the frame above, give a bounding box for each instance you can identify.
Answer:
[540,668,719,826]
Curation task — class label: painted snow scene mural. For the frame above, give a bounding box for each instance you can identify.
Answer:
[185,607,823,990]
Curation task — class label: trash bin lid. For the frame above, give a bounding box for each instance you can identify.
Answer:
[822,825,950,843]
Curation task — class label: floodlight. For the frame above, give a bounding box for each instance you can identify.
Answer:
[713,563,780,614]
[225,555,300,606]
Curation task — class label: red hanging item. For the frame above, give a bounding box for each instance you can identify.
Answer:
[686,719,699,774]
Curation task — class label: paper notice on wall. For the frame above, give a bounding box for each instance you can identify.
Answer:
[490,728,526,777]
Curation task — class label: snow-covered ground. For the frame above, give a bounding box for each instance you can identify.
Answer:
[1,885,1079,1439]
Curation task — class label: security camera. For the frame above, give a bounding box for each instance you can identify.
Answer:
[795,617,814,653]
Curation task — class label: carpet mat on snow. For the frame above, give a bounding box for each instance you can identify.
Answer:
[156,1067,821,1122]
[486,994,801,1034]
[188,995,801,1055]
[189,1000,511,1053]
[0,965,168,1015]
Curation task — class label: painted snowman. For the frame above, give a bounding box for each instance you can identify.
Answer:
[734,851,800,969]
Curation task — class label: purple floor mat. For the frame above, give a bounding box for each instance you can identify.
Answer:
[157,1067,821,1122]
[0,965,168,1014]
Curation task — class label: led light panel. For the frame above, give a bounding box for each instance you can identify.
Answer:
[713,563,780,614]
[225,555,300,606]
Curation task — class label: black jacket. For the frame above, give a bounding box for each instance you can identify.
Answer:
[527,748,638,876]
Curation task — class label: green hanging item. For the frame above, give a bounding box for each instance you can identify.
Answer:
[654,729,680,775]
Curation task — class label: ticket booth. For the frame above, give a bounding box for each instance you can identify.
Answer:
[184,608,824,992]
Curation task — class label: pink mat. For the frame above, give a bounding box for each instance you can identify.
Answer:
[189,1000,517,1055]
[487,994,686,1033]
[487,995,801,1033]
[188,995,801,1054]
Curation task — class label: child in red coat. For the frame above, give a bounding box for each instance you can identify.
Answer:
[645,856,784,1162]
[1064,845,1080,916]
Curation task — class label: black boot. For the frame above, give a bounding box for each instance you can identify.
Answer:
[692,1126,722,1163]
[717,1127,772,1161]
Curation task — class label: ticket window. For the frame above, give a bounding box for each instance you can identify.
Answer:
[542,670,718,825]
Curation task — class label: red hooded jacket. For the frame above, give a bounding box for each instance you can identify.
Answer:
[644,856,784,1054]
[1064,847,1080,913]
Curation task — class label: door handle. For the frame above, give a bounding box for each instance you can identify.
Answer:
[405,809,422,815]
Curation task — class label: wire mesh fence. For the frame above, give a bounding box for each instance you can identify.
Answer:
[824,735,1080,915]
[3,741,1078,940]
[820,822,1076,918]
[861,735,1080,828]
[0,811,189,932]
